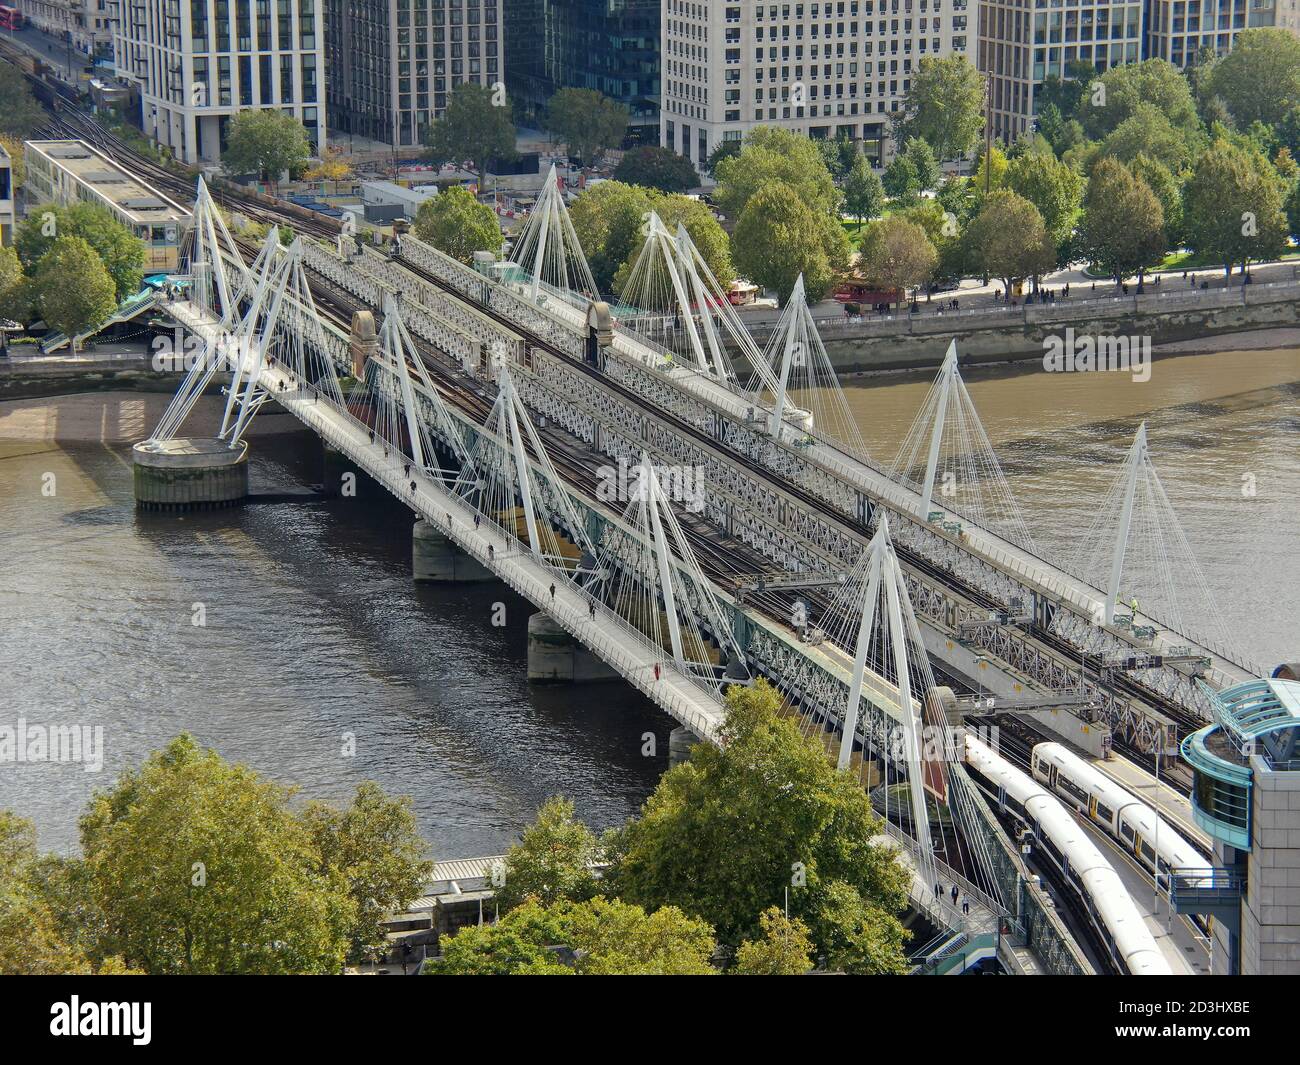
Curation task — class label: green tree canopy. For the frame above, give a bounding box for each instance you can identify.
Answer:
[734,906,816,975]
[1005,149,1085,250]
[1099,103,1201,174]
[0,64,44,136]
[412,186,503,264]
[607,680,910,970]
[1183,137,1290,276]
[78,735,356,974]
[569,180,657,292]
[891,55,985,160]
[610,191,733,295]
[493,796,601,913]
[713,126,841,219]
[430,896,717,975]
[221,109,311,189]
[1129,153,1185,247]
[546,88,629,168]
[901,137,941,192]
[301,782,432,959]
[882,153,919,200]
[0,245,26,324]
[843,153,886,230]
[962,189,1057,290]
[34,236,117,351]
[1077,157,1167,283]
[731,180,848,303]
[422,82,517,189]
[1209,27,1300,128]
[612,145,700,193]
[859,215,938,305]
[16,202,144,302]
[1079,58,1201,140]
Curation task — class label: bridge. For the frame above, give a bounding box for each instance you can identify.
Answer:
[132,176,1260,975]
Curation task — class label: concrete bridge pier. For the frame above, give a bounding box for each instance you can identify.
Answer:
[668,725,700,767]
[132,437,249,511]
[412,519,494,582]
[526,612,620,682]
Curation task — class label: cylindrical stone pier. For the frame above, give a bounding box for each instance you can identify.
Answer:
[668,725,699,767]
[412,519,494,582]
[132,437,249,511]
[526,612,620,682]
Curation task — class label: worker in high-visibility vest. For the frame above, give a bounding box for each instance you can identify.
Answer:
[1131,597,1140,616]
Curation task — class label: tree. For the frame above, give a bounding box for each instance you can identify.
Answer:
[882,154,919,200]
[1286,178,1300,241]
[1076,158,1167,284]
[843,154,885,231]
[78,735,355,974]
[422,82,516,191]
[902,137,941,193]
[569,180,657,292]
[1079,58,1200,140]
[0,134,25,188]
[1184,138,1290,277]
[962,190,1057,291]
[301,782,432,960]
[734,907,816,975]
[221,109,311,191]
[704,138,743,176]
[0,246,25,323]
[493,797,601,913]
[304,156,356,194]
[411,186,502,264]
[607,680,910,967]
[0,64,43,137]
[1005,150,1084,250]
[1129,154,1184,247]
[970,144,1009,204]
[612,145,700,193]
[546,88,629,168]
[431,897,717,975]
[891,55,985,160]
[35,236,117,352]
[1099,103,1199,174]
[1035,60,1097,122]
[713,126,841,219]
[731,181,847,303]
[1209,27,1300,128]
[610,191,733,294]
[859,216,938,305]
[16,202,145,302]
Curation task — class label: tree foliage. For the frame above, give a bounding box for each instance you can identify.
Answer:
[0,64,43,136]
[431,896,717,975]
[17,202,145,302]
[422,82,517,188]
[1077,157,1167,282]
[1005,150,1084,249]
[843,153,886,230]
[1080,58,1200,140]
[734,907,816,975]
[222,109,311,188]
[859,215,938,303]
[606,680,910,971]
[493,796,601,913]
[412,186,502,264]
[731,180,848,303]
[713,126,841,219]
[1183,137,1290,275]
[35,236,117,350]
[891,55,985,160]
[962,189,1057,289]
[612,145,700,193]
[1209,28,1300,129]
[546,88,629,167]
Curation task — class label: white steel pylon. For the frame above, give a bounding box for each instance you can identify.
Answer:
[612,213,780,391]
[456,367,597,571]
[591,451,750,686]
[188,176,252,323]
[890,341,1038,553]
[510,164,599,302]
[349,294,474,478]
[750,273,870,456]
[1067,422,1235,650]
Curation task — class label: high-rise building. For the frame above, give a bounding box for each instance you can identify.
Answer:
[325,0,504,150]
[661,0,974,170]
[505,0,660,145]
[980,0,1143,144]
[1144,0,1251,68]
[113,0,327,165]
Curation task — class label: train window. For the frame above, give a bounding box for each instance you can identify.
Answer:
[1095,802,1113,823]
[1139,843,1155,864]
[1119,820,1134,841]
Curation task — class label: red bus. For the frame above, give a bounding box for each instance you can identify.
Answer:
[0,6,24,29]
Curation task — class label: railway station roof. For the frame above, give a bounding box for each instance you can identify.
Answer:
[24,139,190,228]
[1213,678,1300,746]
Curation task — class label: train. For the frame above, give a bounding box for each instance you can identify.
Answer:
[1030,741,1212,885]
[964,734,1171,975]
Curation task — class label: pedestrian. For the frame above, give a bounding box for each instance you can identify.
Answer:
[962,899,970,916]
[654,662,661,681]
[934,882,942,899]
[488,543,494,561]
[474,513,480,528]
[588,601,596,619]
[951,885,959,905]
[549,582,556,602]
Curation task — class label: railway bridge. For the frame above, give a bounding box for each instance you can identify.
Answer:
[132,178,1259,975]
